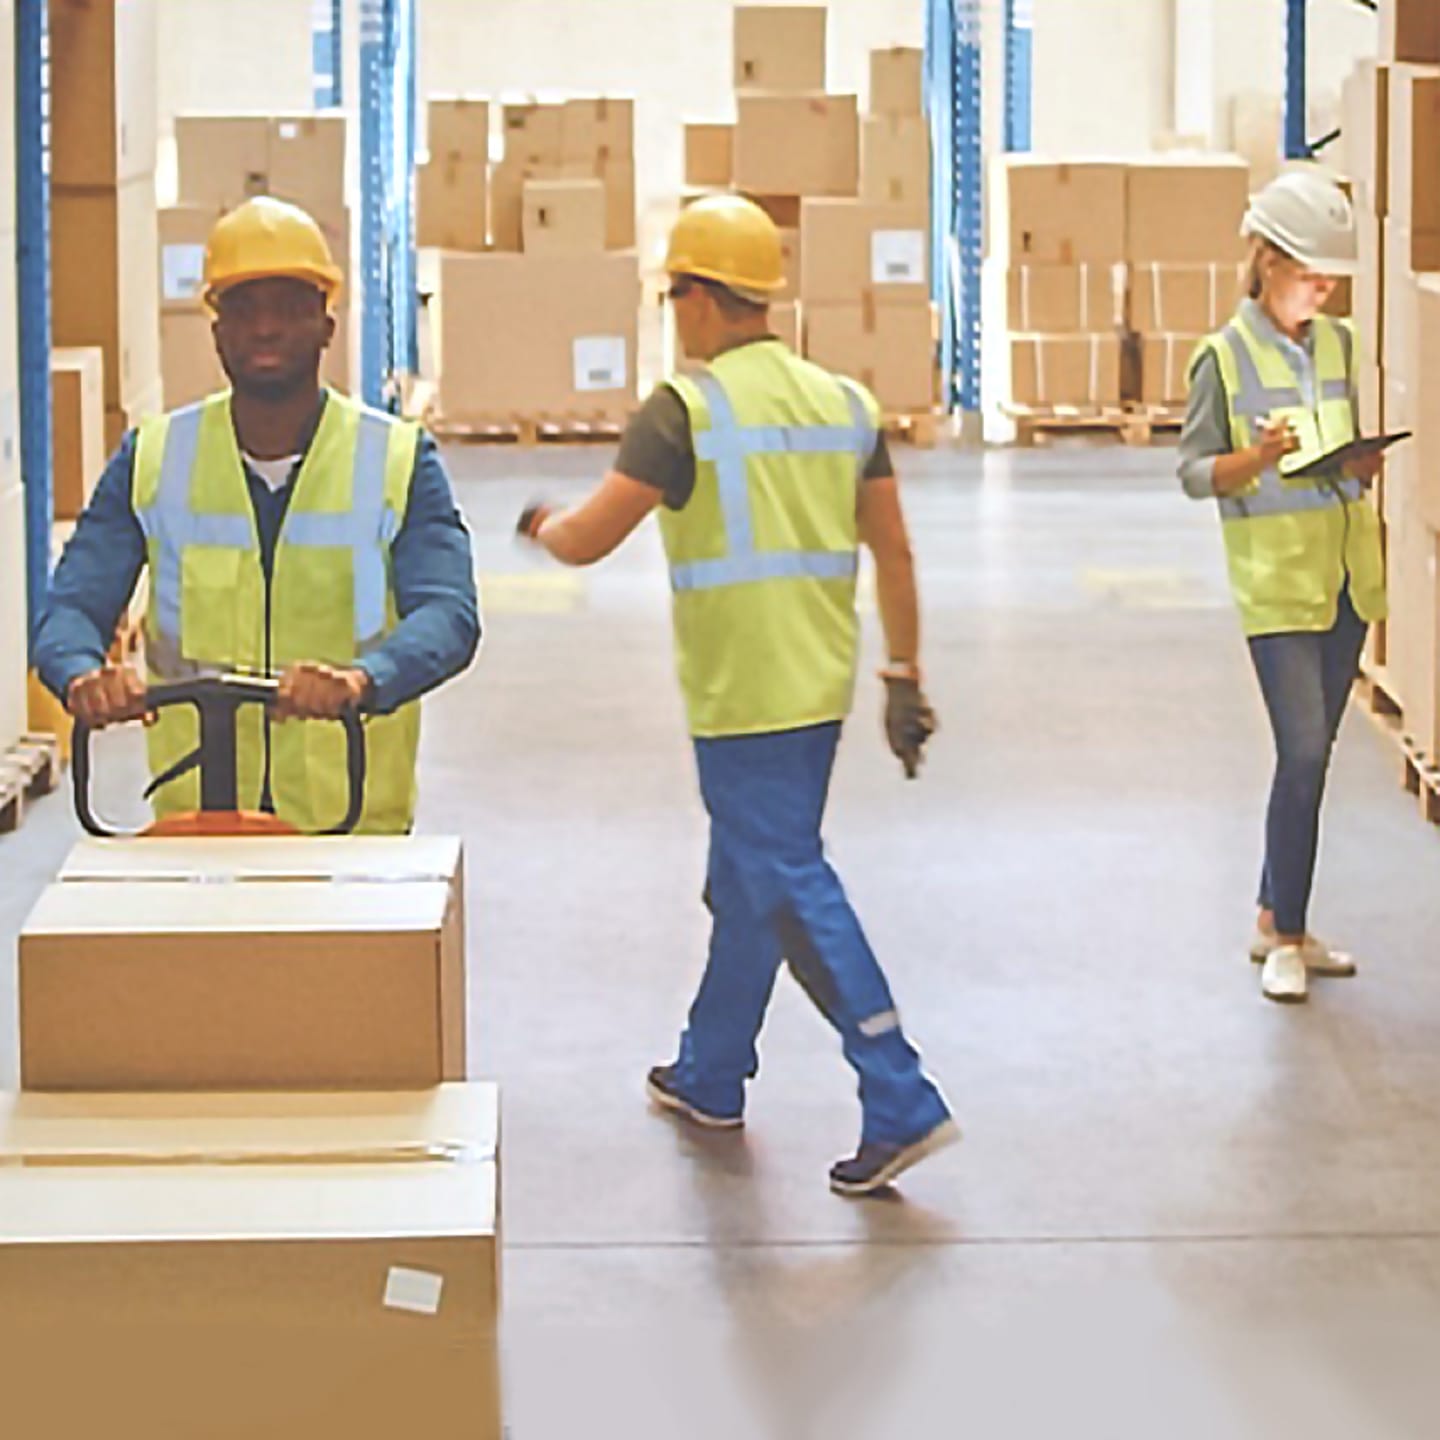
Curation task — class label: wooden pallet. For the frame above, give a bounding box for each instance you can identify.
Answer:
[0,734,62,835]
[430,416,629,446]
[1005,404,1181,448]
[884,411,942,449]
[1354,665,1440,826]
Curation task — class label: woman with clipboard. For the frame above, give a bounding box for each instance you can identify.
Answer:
[1177,171,1388,1005]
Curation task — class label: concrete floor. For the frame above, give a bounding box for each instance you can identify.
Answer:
[4,441,1440,1438]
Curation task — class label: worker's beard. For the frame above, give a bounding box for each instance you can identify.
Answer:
[221,345,326,403]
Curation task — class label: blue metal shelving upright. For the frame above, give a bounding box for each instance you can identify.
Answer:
[358,0,418,410]
[1004,0,1033,155]
[313,0,343,109]
[15,0,51,651]
[1285,0,1309,159]
[926,0,983,417]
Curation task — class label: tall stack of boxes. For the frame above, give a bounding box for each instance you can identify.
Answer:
[6,836,503,1435]
[162,112,351,405]
[0,0,25,760]
[48,0,161,451]
[432,93,639,426]
[1364,0,1440,755]
[418,97,490,251]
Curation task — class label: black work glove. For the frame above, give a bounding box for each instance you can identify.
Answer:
[516,500,554,543]
[882,675,937,779]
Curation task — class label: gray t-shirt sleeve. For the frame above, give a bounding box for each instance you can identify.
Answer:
[1177,348,1232,501]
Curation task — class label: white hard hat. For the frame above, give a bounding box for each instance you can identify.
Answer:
[1241,170,1358,276]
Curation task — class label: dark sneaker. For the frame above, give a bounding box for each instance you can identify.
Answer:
[646,1065,744,1130]
[829,1117,960,1197]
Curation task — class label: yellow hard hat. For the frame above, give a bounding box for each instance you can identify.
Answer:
[665,195,785,299]
[204,196,344,311]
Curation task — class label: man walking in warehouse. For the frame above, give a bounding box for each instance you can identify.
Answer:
[516,195,955,1197]
[34,197,479,833]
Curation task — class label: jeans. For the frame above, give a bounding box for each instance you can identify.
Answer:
[672,722,950,1147]
[1247,590,1368,937]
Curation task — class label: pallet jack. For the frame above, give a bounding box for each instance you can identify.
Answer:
[71,673,366,838]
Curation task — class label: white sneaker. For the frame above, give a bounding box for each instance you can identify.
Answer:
[1250,931,1358,977]
[1261,945,1309,1003]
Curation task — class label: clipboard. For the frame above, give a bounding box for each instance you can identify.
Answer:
[1281,431,1412,480]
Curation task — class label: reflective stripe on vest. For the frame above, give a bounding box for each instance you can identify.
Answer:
[669,372,870,593]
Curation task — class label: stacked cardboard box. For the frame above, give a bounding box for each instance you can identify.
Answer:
[166,112,352,403]
[993,160,1128,408]
[418,97,490,251]
[0,3,23,757]
[49,0,162,451]
[50,348,106,521]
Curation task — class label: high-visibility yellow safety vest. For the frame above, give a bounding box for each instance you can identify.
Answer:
[132,389,422,833]
[1195,309,1386,637]
[662,339,881,738]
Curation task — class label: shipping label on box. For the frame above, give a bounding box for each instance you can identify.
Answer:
[870,47,924,116]
[871,229,927,285]
[734,94,859,199]
[993,158,1128,265]
[734,5,827,92]
[573,335,629,392]
[428,96,490,162]
[801,199,929,305]
[860,115,930,210]
[685,123,734,189]
[161,244,206,304]
[522,178,607,256]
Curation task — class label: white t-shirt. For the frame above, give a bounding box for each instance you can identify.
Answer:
[244,453,302,492]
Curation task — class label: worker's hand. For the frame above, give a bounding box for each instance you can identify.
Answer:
[66,664,150,729]
[1255,419,1300,471]
[273,663,371,722]
[1345,451,1384,486]
[881,672,937,780]
[516,500,554,545]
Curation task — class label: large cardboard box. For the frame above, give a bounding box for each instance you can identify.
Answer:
[1383,221,1428,383]
[51,175,160,414]
[0,1085,502,1440]
[804,298,935,413]
[158,204,223,312]
[267,113,347,220]
[1385,504,1440,751]
[51,348,106,521]
[1126,158,1250,264]
[427,96,490,162]
[1138,334,1206,406]
[566,155,638,250]
[502,102,564,165]
[1344,62,1390,216]
[861,115,930,210]
[800,199,928,306]
[1388,65,1440,234]
[685,123,734,189]
[1130,263,1245,334]
[174,112,347,219]
[161,309,224,409]
[523,177,607,255]
[1010,335,1124,408]
[0,483,25,752]
[49,0,158,188]
[417,157,488,252]
[561,97,634,165]
[734,94,859,198]
[1381,0,1440,63]
[18,872,467,1091]
[1006,263,1125,334]
[436,252,639,422]
[734,6,826,93]
[991,159,1128,265]
[1357,207,1385,360]
[870,47,924,116]
[1414,274,1440,530]
[489,158,531,251]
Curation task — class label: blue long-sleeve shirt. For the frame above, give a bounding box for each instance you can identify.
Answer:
[35,425,480,714]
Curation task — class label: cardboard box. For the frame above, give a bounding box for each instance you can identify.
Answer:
[0,483,26,753]
[1010,335,1124,408]
[1388,65,1440,233]
[266,112,347,220]
[174,114,271,211]
[428,96,490,162]
[1126,157,1250,264]
[685,123,734,189]
[561,97,634,165]
[489,158,530,251]
[1357,207,1385,360]
[1414,274,1440,530]
[158,203,224,312]
[800,199,928,306]
[804,298,935,412]
[1384,220,1427,382]
[1385,509,1440,751]
[580,156,638,250]
[51,348,106,521]
[734,6,826,93]
[734,94,859,198]
[51,175,160,414]
[502,102,564,166]
[992,159,1128,265]
[771,300,801,351]
[1230,92,1284,189]
[0,1085,502,1440]
[870,47,924,116]
[523,177,607,256]
[436,252,639,422]
[417,157,488,252]
[1360,360,1385,440]
[747,193,803,229]
[1006,263,1125,334]
[1381,0,1440,63]
[1344,62,1390,216]
[18,874,467,1091]
[1129,263,1244,334]
[160,309,224,408]
[49,0,158,188]
[1139,334,1206,406]
[861,115,930,210]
